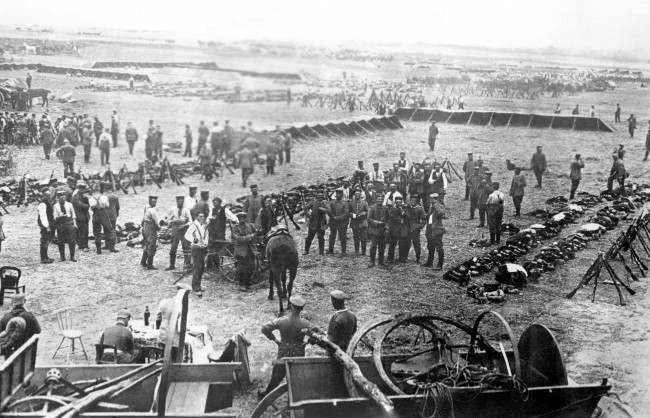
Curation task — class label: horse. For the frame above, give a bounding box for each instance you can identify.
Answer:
[27,89,50,107]
[22,43,36,55]
[265,226,299,313]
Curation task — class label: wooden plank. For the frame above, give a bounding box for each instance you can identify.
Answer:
[170,363,241,382]
[166,382,209,413]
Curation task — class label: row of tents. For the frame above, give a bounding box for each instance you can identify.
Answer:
[394,107,614,132]
[281,116,403,139]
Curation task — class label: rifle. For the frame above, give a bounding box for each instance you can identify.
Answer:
[0,199,9,215]
[146,168,162,189]
[219,156,235,175]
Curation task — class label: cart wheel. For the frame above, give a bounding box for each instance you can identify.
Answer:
[5,395,68,412]
[251,383,297,418]
[220,255,237,282]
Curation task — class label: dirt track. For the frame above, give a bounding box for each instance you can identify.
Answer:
[1,66,650,415]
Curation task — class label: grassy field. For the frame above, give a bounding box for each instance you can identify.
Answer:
[1,42,650,414]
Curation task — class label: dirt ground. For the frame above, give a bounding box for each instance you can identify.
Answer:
[1,43,650,416]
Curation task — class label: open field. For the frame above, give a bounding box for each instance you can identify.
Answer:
[1,37,650,415]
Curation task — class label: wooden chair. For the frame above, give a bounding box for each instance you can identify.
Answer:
[95,343,118,364]
[52,309,88,360]
[0,266,25,306]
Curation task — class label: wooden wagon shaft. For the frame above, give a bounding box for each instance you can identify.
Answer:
[304,330,394,413]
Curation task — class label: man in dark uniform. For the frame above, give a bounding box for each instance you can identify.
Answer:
[53,190,77,262]
[387,196,409,263]
[232,213,256,291]
[72,181,90,251]
[486,183,505,245]
[349,189,369,255]
[428,121,439,151]
[468,167,481,220]
[406,195,425,263]
[90,186,116,255]
[0,294,41,350]
[530,146,547,188]
[97,309,142,364]
[303,191,328,255]
[367,192,388,268]
[509,168,526,217]
[327,290,357,351]
[327,188,350,255]
[258,295,314,399]
[462,153,476,200]
[183,124,192,157]
[106,183,120,249]
[207,197,238,270]
[477,173,493,227]
[40,123,55,159]
[242,184,262,224]
[192,190,211,220]
[614,103,621,123]
[141,195,162,270]
[165,196,191,271]
[569,154,585,199]
[197,121,209,155]
[424,193,445,269]
[627,114,637,138]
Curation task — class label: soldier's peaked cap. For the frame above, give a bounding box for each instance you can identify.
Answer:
[330,290,348,300]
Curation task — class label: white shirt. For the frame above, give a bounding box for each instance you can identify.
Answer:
[185,195,198,211]
[486,190,505,205]
[37,202,50,229]
[383,190,403,206]
[89,194,110,209]
[221,206,239,223]
[428,169,448,190]
[184,220,209,246]
[168,206,192,225]
[371,170,385,182]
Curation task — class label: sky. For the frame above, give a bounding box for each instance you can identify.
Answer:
[4,0,650,57]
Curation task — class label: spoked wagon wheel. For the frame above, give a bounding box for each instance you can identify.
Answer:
[6,395,69,412]
[250,383,298,418]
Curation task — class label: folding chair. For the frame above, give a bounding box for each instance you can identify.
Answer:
[52,308,88,360]
[0,266,25,306]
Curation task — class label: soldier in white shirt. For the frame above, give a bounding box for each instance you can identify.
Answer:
[185,186,198,219]
[53,190,77,262]
[165,196,192,271]
[184,213,209,296]
[142,196,163,270]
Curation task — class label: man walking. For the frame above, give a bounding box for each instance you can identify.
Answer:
[55,139,76,178]
[530,145,546,188]
[327,188,350,255]
[185,212,209,296]
[166,196,191,271]
[569,154,585,199]
[509,168,526,217]
[423,193,445,270]
[614,104,621,123]
[141,195,162,270]
[627,114,637,138]
[53,190,77,262]
[302,191,328,255]
[349,189,369,255]
[237,146,255,188]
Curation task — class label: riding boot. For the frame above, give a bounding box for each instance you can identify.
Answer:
[489,231,495,244]
[361,241,367,255]
[414,246,421,263]
[140,251,148,267]
[268,277,274,300]
[146,253,157,270]
[303,238,310,255]
[354,241,359,254]
[166,253,176,271]
[69,244,76,262]
[436,248,444,268]
[58,244,66,261]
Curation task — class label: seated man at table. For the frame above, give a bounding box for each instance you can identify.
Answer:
[97,309,142,364]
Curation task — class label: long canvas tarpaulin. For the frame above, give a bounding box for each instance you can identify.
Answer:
[281,116,404,140]
[393,108,614,132]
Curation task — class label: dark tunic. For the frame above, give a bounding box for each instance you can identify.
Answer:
[327,310,357,351]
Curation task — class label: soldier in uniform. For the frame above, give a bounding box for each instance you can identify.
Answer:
[370,162,385,192]
[90,185,117,254]
[428,162,447,203]
[387,196,409,263]
[40,123,55,159]
[302,191,328,255]
[242,184,263,224]
[141,195,162,270]
[258,295,314,399]
[165,196,192,271]
[569,154,585,199]
[408,163,426,206]
[327,188,350,255]
[207,197,238,270]
[406,195,425,263]
[71,181,90,251]
[486,183,505,245]
[462,153,476,201]
[352,160,369,189]
[468,167,481,220]
[327,290,357,351]
[367,191,388,267]
[185,212,209,296]
[424,193,445,269]
[509,168,526,217]
[232,213,256,291]
[237,146,255,188]
[477,172,493,227]
[185,186,198,217]
[349,189,369,255]
[530,145,547,188]
[428,121,439,151]
[192,191,211,220]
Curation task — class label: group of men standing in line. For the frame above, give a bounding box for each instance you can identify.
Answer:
[36,177,120,263]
